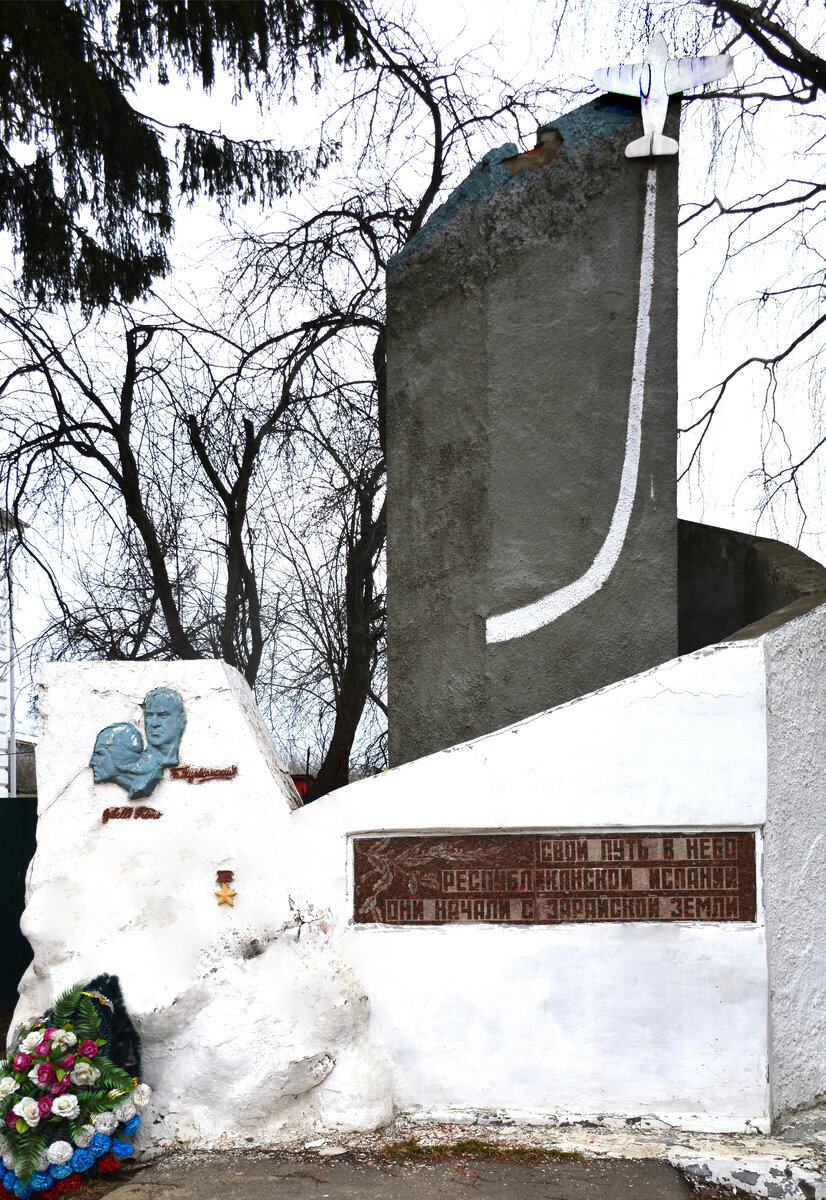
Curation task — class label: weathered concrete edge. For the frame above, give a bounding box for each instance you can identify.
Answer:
[668,1151,824,1199]
[398,1112,826,1199]
[388,96,638,268]
[725,591,826,643]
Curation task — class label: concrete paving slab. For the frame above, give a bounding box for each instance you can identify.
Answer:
[105,1151,694,1200]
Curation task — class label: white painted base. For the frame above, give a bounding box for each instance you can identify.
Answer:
[15,598,826,1142]
[292,638,772,1131]
[398,1109,771,1135]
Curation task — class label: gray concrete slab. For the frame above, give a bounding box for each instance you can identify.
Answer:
[105,1151,694,1200]
[386,97,680,766]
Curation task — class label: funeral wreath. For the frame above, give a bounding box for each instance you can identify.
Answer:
[0,979,150,1196]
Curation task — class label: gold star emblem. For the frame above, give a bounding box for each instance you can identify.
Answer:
[215,882,236,906]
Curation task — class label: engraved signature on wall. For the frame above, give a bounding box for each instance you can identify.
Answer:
[102,805,162,823]
[170,765,238,784]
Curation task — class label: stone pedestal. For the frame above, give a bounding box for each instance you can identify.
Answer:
[13,661,392,1148]
[387,99,679,765]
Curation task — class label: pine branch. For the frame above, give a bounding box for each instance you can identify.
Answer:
[92,1057,134,1092]
[12,1129,47,1182]
[51,982,88,1025]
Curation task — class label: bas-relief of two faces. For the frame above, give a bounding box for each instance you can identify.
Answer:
[89,688,186,800]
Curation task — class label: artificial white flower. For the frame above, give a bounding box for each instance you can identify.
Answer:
[34,1151,48,1171]
[18,1032,42,1054]
[72,1125,94,1149]
[70,1061,100,1087]
[92,1112,118,1135]
[46,1141,73,1166]
[50,1093,80,1120]
[12,1097,40,1127]
[49,1030,77,1052]
[131,1083,151,1107]
[0,1077,16,1100]
[113,1101,136,1123]
[2,1153,14,1171]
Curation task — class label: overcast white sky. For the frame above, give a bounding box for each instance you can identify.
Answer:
[9,0,826,737]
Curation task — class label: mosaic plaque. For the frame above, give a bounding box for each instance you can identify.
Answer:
[352,832,756,925]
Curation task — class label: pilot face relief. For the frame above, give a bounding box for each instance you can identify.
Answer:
[89,722,163,800]
[90,723,144,784]
[143,688,186,766]
[90,688,187,800]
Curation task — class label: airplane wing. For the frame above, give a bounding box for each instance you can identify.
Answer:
[664,53,733,94]
[593,62,645,96]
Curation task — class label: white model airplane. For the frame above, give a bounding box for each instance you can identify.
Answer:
[594,32,733,157]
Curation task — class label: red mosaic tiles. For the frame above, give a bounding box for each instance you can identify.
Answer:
[352,832,757,925]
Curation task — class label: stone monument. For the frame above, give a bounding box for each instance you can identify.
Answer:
[14,661,392,1147]
[8,40,826,1181]
[14,593,826,1148]
[386,95,680,765]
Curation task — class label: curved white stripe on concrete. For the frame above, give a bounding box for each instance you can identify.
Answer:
[486,167,658,645]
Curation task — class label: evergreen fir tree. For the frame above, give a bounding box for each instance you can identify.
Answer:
[0,1,368,308]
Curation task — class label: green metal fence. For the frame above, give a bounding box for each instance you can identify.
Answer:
[0,798,37,1011]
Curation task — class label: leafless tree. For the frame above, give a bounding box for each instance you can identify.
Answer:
[206,0,564,793]
[261,393,387,790]
[535,0,826,536]
[674,1,826,532]
[0,0,563,794]
[14,0,814,790]
[0,301,297,681]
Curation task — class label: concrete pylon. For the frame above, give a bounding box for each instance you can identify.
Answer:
[387,97,679,766]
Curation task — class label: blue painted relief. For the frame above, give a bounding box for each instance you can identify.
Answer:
[90,690,186,800]
[90,723,164,800]
[143,687,187,766]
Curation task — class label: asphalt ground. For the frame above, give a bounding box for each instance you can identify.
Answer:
[101,1149,720,1200]
[88,1143,752,1200]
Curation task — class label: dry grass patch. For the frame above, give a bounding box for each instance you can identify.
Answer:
[377,1137,584,1163]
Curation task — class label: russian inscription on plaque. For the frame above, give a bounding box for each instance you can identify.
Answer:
[352,832,756,925]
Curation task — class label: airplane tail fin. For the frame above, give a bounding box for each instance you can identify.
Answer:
[625,133,679,158]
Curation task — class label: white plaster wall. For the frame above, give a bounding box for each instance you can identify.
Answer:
[344,923,767,1128]
[763,601,826,1118]
[20,660,299,1015]
[294,641,771,1130]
